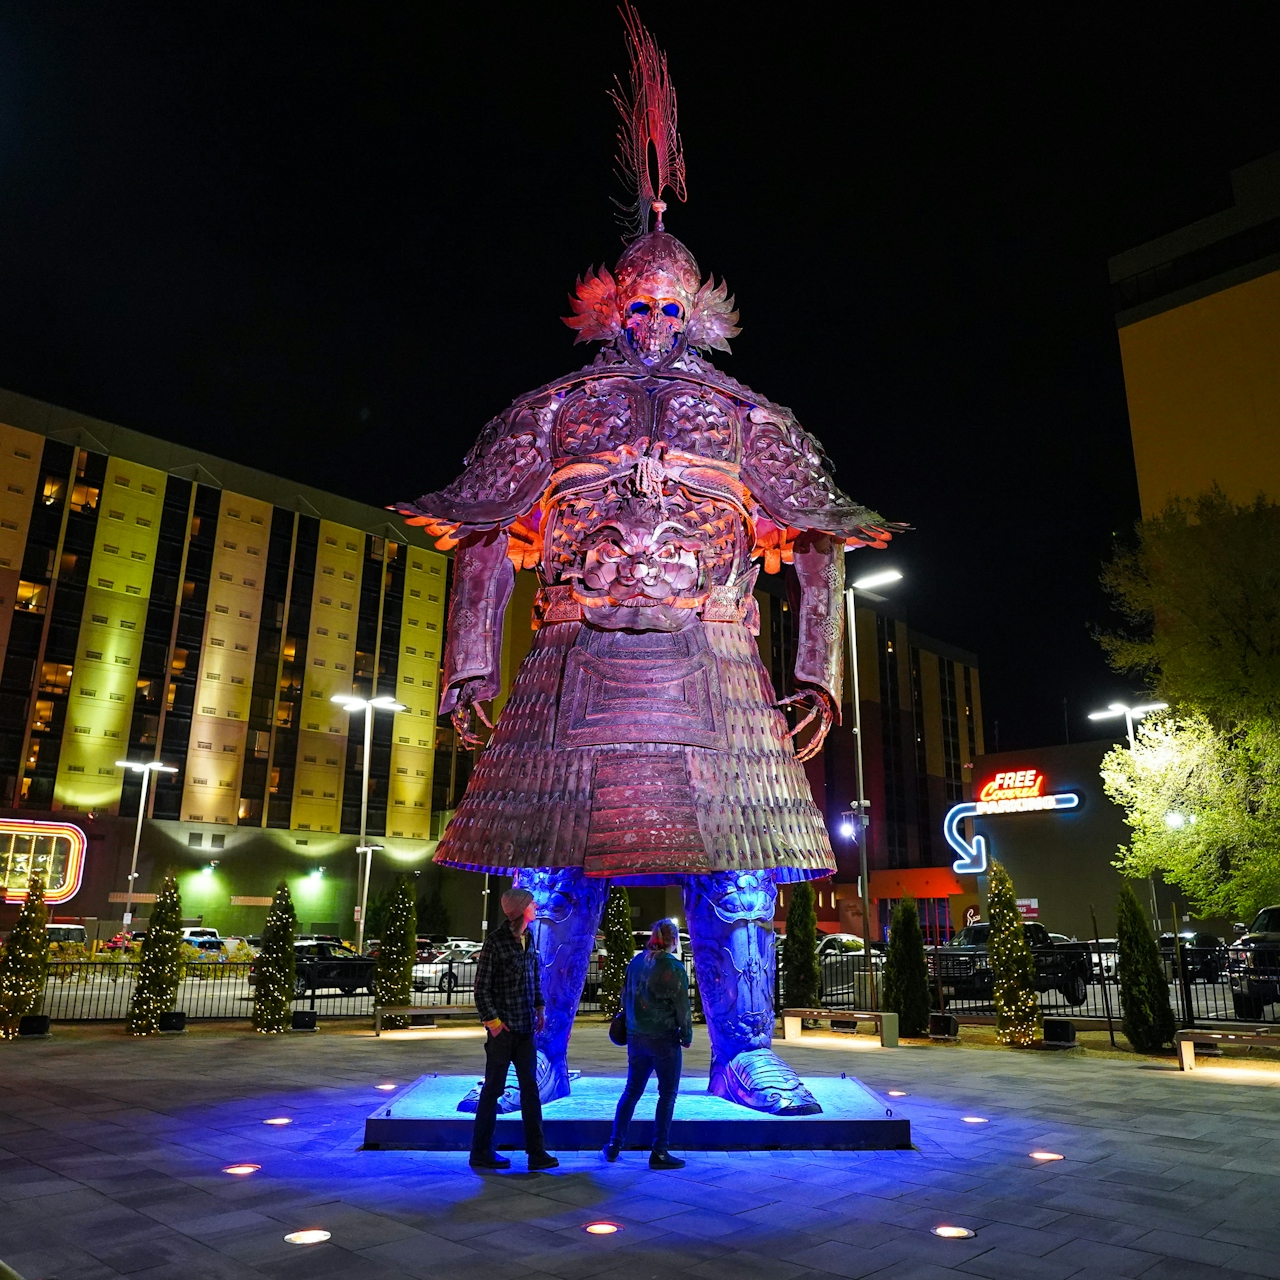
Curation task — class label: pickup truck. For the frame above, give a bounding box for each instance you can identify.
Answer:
[1228,905,1280,1020]
[928,922,1093,1007]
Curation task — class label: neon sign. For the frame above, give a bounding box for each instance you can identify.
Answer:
[0,820,88,905]
[944,770,1079,874]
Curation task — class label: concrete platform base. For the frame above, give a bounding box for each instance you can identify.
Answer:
[363,1073,910,1151]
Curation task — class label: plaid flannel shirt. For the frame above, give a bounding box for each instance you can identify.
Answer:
[474,919,543,1032]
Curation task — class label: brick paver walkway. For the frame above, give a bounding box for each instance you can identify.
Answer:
[0,1023,1276,1279]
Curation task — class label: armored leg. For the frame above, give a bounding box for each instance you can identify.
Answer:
[683,871,821,1115]
[519,866,609,1103]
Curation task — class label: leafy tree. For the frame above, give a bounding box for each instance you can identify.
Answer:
[0,874,49,1038]
[881,897,931,1037]
[987,861,1038,1047]
[1116,881,1176,1053]
[780,881,820,1009]
[599,885,632,1019]
[374,876,417,1029]
[1102,712,1280,918]
[127,874,182,1036]
[1100,488,1280,723]
[253,881,297,1034]
[418,869,451,937]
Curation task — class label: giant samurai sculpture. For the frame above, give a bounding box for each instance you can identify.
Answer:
[396,7,898,1116]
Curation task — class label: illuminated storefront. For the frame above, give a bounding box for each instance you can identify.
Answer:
[0,818,87,905]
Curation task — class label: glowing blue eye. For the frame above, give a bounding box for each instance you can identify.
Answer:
[629,301,650,315]
[661,303,681,318]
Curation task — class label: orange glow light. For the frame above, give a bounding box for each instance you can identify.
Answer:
[932,1226,975,1239]
[1030,1151,1064,1161]
[284,1230,330,1245]
[223,1164,261,1175]
[0,819,87,905]
[584,1222,621,1235]
[263,1117,292,1126]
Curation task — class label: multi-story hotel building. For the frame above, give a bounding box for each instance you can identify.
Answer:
[1109,148,1280,513]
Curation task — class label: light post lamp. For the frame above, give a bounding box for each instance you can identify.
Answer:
[115,760,177,932]
[1087,700,1168,928]
[331,693,406,951]
[844,567,902,951]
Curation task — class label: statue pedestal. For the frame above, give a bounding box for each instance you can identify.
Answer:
[363,1074,910,1151]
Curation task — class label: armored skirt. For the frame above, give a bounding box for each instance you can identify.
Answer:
[433,616,836,886]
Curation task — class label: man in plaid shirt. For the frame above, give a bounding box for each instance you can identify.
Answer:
[469,887,558,1171]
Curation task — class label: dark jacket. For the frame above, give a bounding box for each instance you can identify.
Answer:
[624,947,692,1045]
[474,920,543,1032]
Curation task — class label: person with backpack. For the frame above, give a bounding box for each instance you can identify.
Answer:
[603,918,693,1169]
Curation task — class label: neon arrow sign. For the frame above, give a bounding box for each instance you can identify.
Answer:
[944,769,1079,874]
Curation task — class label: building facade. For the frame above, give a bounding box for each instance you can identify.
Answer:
[1110,149,1280,515]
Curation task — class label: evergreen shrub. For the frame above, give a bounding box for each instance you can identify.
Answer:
[253,881,297,1034]
[0,874,49,1039]
[127,875,183,1036]
[599,885,632,1019]
[988,860,1039,1046]
[1117,881,1176,1053]
[882,896,931,1037]
[375,876,417,1029]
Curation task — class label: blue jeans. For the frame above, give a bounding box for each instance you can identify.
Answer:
[609,1032,683,1152]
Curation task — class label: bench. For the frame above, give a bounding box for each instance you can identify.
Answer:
[374,1005,478,1036]
[1175,1027,1280,1070]
[782,1008,899,1047]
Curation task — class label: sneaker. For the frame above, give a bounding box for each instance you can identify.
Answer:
[649,1150,686,1170]
[468,1151,511,1170]
[602,1142,621,1162]
[527,1151,560,1171]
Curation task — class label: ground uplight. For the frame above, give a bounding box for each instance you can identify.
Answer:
[932,1226,975,1239]
[1030,1151,1064,1161]
[583,1222,621,1235]
[222,1163,261,1176]
[887,1090,907,1097]
[961,1116,988,1124]
[375,1084,397,1091]
[263,1117,293,1126]
[284,1229,331,1245]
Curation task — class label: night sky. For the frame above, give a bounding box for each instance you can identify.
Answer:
[1,5,1279,751]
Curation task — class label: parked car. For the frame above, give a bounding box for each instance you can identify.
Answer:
[1228,906,1280,1019]
[103,930,147,950]
[45,924,86,946]
[929,922,1093,1006]
[1158,931,1227,984]
[1048,933,1076,947]
[817,933,864,960]
[181,927,220,941]
[249,940,375,998]
[412,948,479,995]
[817,937,882,1009]
[1089,938,1118,980]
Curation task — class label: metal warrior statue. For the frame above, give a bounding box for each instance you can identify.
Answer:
[396,6,897,1116]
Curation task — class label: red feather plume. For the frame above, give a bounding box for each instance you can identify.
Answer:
[611,3,687,237]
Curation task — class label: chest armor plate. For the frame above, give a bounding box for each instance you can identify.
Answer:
[553,378,742,463]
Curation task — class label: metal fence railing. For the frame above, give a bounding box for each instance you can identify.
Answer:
[805,943,1280,1027]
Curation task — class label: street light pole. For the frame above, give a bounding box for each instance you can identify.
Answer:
[844,567,902,951]
[1087,700,1168,929]
[116,760,177,933]
[331,693,405,952]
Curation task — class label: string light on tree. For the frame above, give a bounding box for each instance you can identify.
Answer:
[126,874,183,1036]
[253,881,297,1034]
[986,860,1039,1047]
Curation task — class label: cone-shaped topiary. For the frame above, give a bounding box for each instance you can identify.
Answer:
[127,874,183,1036]
[0,874,49,1038]
[1117,880,1176,1053]
[882,896,931,1037]
[253,881,297,1034]
[375,875,417,1029]
[781,881,821,1009]
[599,884,632,1019]
[988,860,1039,1046]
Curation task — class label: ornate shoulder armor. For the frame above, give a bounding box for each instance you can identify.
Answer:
[394,400,555,543]
[742,404,897,547]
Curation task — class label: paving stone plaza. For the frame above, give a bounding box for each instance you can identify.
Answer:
[0,1024,1276,1279]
